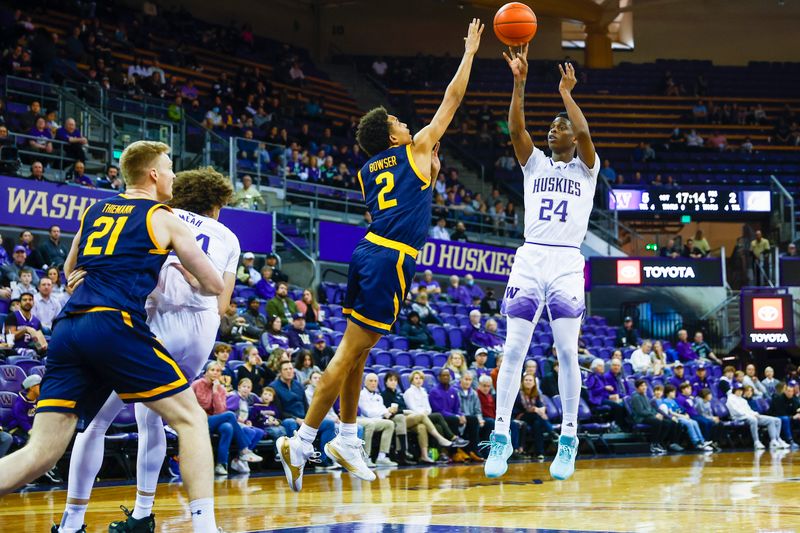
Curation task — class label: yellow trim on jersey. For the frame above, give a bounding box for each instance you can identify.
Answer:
[70,306,120,314]
[364,232,419,260]
[38,399,77,409]
[392,251,407,323]
[145,203,173,254]
[406,144,431,190]
[121,311,133,327]
[357,170,365,201]
[344,308,393,332]
[117,348,188,400]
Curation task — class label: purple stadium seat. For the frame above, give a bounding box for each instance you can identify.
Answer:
[237,287,257,301]
[542,394,562,422]
[330,318,348,333]
[331,332,344,346]
[327,304,343,318]
[29,366,46,378]
[528,344,545,356]
[11,359,40,376]
[414,353,432,368]
[432,353,448,367]
[0,391,15,408]
[456,315,471,328]
[438,303,455,316]
[394,352,412,368]
[429,326,448,348]
[423,375,436,391]
[373,337,390,350]
[400,373,412,391]
[447,328,464,349]
[391,336,409,351]
[228,360,245,373]
[0,365,26,391]
[374,351,393,367]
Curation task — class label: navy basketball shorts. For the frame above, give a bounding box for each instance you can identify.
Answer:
[38,308,190,424]
[343,236,417,335]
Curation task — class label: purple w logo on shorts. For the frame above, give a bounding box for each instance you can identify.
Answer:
[505,287,520,299]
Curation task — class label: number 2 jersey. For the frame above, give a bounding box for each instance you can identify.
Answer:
[358,144,433,251]
[147,208,241,314]
[521,146,600,248]
[62,195,173,319]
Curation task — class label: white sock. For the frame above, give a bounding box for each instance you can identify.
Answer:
[339,422,358,442]
[297,423,318,445]
[494,316,538,436]
[551,317,582,438]
[132,492,155,520]
[377,452,387,460]
[189,497,217,533]
[60,504,88,532]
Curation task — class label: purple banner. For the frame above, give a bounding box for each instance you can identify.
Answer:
[0,175,272,253]
[318,221,517,282]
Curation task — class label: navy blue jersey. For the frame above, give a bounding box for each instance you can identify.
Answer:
[62,194,172,318]
[358,144,433,251]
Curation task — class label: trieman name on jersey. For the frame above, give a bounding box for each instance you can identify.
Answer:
[530,176,582,197]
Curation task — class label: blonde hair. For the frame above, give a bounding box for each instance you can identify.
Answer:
[446,350,468,374]
[410,370,426,384]
[238,378,253,388]
[119,140,170,185]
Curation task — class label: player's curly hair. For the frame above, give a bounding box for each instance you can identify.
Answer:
[356,106,391,157]
[170,166,234,215]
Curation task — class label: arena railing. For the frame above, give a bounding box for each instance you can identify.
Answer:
[5,131,110,176]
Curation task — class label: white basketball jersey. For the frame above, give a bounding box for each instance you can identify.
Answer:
[521,146,600,248]
[148,208,241,313]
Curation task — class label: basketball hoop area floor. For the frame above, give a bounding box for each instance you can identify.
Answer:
[2,451,799,532]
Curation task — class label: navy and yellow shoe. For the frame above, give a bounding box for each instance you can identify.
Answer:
[51,525,86,533]
[108,505,155,533]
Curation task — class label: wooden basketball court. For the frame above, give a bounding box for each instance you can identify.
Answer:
[2,451,799,532]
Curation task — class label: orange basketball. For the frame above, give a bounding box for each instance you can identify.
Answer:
[493,2,537,46]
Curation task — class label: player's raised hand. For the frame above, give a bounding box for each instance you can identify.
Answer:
[502,43,528,82]
[430,142,441,178]
[464,18,484,55]
[559,62,577,93]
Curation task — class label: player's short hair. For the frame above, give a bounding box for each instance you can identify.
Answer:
[170,166,234,215]
[119,140,170,185]
[356,106,390,157]
[555,111,571,123]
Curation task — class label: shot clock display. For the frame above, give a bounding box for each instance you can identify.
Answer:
[609,187,771,215]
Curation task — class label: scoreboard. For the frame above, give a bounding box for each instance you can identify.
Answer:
[609,187,771,216]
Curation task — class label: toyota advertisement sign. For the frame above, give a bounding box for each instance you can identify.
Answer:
[741,290,796,349]
[590,257,724,287]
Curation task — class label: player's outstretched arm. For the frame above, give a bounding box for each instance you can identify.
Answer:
[558,62,596,168]
[503,43,534,165]
[217,272,236,316]
[413,18,483,158]
[154,209,224,296]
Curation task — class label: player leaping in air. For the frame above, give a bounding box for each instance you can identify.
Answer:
[277,18,483,491]
[483,45,598,481]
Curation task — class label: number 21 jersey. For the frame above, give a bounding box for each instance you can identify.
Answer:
[521,146,600,248]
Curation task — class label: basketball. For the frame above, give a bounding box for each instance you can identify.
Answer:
[493,2,537,46]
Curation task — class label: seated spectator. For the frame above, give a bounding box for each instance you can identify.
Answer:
[32,277,62,332]
[4,293,47,356]
[2,247,40,284]
[461,274,484,305]
[192,362,263,475]
[451,221,468,242]
[249,386,288,441]
[38,225,68,268]
[357,373,399,467]
[286,313,312,351]
[691,332,721,365]
[231,175,266,210]
[304,371,342,430]
[412,292,442,325]
[311,333,334,370]
[513,373,553,460]
[706,131,727,151]
[295,289,321,328]
[464,309,483,345]
[27,117,53,155]
[681,238,704,258]
[236,347,268,396]
[604,359,629,429]
[659,238,681,258]
[693,230,711,256]
[743,363,768,398]
[585,359,625,428]
[264,348,291,384]
[674,329,699,362]
[371,57,388,77]
[541,359,559,397]
[471,318,505,353]
[430,217,450,241]
[444,350,469,382]
[651,341,668,376]
[236,252,261,286]
[667,128,686,150]
[265,253,288,284]
[254,267,275,300]
[630,379,680,454]
[267,282,298,326]
[401,311,435,350]
[271,360,337,467]
[10,267,38,299]
[225,378,266,471]
[55,118,89,161]
[726,382,786,450]
[762,366,779,397]
[382,371,435,464]
[630,340,654,374]
[418,270,442,297]
[470,348,492,384]
[479,288,500,316]
[294,350,320,385]
[242,296,268,335]
[261,314,292,353]
[718,365,735,396]
[616,316,639,348]
[599,159,616,181]
[457,373,488,460]
[8,374,41,439]
[654,385,710,451]
[692,100,708,123]
[767,381,800,449]
[676,382,720,448]
[213,342,236,391]
[0,423,11,459]
[686,129,704,148]
[667,362,688,390]
[690,364,712,397]
[429,369,475,463]
[447,275,471,307]
[403,370,467,457]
